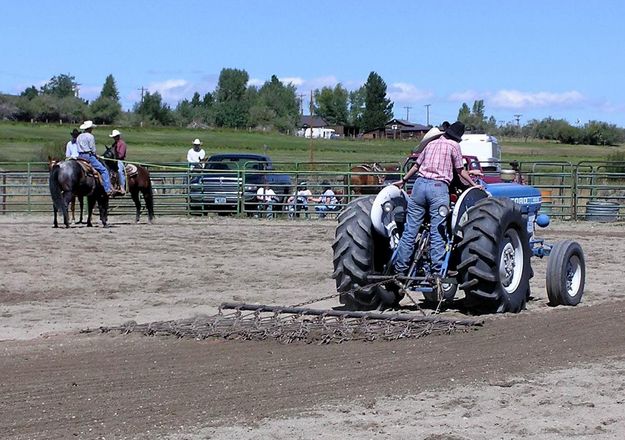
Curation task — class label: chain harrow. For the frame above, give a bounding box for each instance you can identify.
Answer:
[92,300,482,344]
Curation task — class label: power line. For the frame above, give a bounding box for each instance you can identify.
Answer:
[424,104,431,126]
[403,106,412,121]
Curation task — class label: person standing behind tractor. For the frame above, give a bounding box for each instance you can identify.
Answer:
[76,120,113,196]
[187,138,206,169]
[65,128,80,159]
[392,121,481,280]
[109,129,127,195]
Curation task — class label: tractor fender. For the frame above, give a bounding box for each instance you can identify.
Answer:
[371,185,409,238]
[451,187,489,235]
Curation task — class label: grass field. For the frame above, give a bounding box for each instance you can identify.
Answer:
[0,121,622,168]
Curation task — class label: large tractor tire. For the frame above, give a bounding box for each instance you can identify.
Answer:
[546,240,585,306]
[332,196,396,310]
[456,197,531,313]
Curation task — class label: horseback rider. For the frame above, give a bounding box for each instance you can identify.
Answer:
[108,129,127,196]
[65,129,80,159]
[76,120,114,196]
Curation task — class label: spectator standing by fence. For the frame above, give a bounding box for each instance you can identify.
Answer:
[187,139,206,169]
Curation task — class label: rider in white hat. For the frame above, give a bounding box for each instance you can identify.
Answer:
[108,129,127,195]
[187,138,206,169]
[76,121,113,195]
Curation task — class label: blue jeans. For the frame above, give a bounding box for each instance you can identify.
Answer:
[394,177,450,275]
[79,153,112,192]
[315,204,339,218]
[117,161,126,190]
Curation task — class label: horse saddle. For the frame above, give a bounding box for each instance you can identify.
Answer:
[75,158,103,186]
[125,164,138,177]
[358,163,383,173]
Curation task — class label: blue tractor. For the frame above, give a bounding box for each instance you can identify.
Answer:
[332,181,586,313]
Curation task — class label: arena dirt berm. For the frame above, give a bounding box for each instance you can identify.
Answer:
[1,215,625,438]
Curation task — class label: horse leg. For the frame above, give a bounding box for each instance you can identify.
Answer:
[61,191,73,228]
[131,189,141,223]
[86,196,96,227]
[143,188,155,224]
[69,196,75,223]
[98,195,109,227]
[77,196,84,224]
[53,205,59,228]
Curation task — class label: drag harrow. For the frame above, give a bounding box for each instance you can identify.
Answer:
[93,302,483,344]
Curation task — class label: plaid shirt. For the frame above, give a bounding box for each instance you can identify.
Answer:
[416,137,464,184]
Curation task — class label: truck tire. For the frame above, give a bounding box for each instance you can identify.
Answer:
[456,197,531,313]
[332,196,396,310]
[546,240,585,306]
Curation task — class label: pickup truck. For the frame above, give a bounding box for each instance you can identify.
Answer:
[188,153,292,214]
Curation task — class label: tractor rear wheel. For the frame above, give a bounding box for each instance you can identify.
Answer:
[546,240,585,306]
[332,196,396,310]
[456,197,531,313]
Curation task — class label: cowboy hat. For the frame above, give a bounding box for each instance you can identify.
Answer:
[79,120,96,130]
[70,128,80,137]
[414,126,443,154]
[444,121,465,142]
[192,138,202,145]
[108,129,121,138]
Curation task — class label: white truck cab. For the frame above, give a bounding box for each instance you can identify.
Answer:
[459,134,501,172]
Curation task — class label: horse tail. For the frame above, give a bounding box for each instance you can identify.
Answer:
[140,166,156,220]
[49,166,68,218]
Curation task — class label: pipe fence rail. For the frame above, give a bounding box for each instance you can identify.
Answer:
[2,160,625,221]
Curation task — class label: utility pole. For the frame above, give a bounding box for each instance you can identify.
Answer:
[403,106,412,121]
[138,86,147,127]
[424,104,431,126]
[298,93,305,115]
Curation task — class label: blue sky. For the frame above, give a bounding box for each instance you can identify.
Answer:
[2,0,624,127]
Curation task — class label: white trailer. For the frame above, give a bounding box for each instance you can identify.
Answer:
[459,134,502,171]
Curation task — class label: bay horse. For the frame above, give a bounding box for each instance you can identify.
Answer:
[349,163,387,195]
[48,157,109,228]
[103,154,155,224]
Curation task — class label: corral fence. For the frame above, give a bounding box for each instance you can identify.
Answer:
[1,160,625,221]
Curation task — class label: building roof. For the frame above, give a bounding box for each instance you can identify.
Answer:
[298,115,329,128]
[386,118,430,131]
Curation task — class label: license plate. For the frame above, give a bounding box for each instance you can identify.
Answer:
[215,197,227,204]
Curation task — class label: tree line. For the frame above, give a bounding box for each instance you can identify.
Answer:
[0,70,394,134]
[0,70,623,145]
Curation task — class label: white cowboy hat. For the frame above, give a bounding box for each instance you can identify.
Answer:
[108,129,121,138]
[79,120,96,130]
[192,138,202,145]
[414,126,443,154]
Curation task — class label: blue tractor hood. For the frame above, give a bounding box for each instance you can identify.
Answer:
[485,183,542,215]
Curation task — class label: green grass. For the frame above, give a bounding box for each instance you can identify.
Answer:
[0,122,623,169]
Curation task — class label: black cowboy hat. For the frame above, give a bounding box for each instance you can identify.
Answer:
[70,128,80,137]
[444,121,465,142]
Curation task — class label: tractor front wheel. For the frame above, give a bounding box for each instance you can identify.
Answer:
[546,240,585,306]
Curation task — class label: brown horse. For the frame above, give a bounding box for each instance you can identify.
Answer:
[349,163,391,195]
[107,162,155,224]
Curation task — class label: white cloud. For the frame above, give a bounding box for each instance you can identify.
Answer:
[248,78,264,87]
[448,90,482,102]
[77,85,101,101]
[490,89,585,109]
[147,79,190,101]
[388,82,433,103]
[279,76,305,87]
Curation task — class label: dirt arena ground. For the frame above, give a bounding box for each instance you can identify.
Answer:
[1,215,624,439]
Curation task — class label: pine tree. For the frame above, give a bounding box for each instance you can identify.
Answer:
[362,72,393,132]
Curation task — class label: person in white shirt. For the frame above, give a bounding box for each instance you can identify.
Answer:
[256,181,277,218]
[313,180,340,218]
[65,129,80,159]
[287,181,313,218]
[187,138,206,169]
